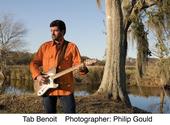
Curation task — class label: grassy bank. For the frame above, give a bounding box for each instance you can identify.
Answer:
[0,94,147,113]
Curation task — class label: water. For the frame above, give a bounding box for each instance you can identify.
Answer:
[129,94,170,113]
[127,86,170,113]
[1,79,170,113]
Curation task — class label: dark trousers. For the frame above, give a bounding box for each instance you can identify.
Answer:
[42,93,76,113]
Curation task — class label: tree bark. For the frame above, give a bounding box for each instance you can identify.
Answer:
[97,0,131,107]
[97,0,113,95]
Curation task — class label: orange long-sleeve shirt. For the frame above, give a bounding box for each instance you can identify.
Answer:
[30,40,82,96]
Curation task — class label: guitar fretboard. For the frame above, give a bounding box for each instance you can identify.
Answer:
[53,63,84,79]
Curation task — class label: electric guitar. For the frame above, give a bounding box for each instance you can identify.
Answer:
[34,59,96,96]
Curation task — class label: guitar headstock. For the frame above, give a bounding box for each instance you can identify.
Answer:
[84,59,97,66]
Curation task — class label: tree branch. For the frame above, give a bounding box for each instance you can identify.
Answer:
[124,0,159,31]
[142,0,158,9]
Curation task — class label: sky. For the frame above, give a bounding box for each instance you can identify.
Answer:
[0,0,136,59]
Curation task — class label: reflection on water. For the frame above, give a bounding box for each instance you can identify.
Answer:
[0,79,98,96]
[0,79,33,95]
[4,86,32,95]
[128,86,170,113]
[0,79,170,113]
[74,91,89,96]
[129,94,170,113]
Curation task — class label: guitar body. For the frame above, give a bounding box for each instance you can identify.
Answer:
[34,80,59,96]
[33,59,96,96]
[33,67,59,96]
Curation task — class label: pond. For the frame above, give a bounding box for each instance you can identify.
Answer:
[127,86,170,113]
[0,79,170,113]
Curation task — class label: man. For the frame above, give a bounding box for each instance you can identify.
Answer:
[30,20,88,113]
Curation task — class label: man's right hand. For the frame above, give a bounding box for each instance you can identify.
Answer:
[36,75,49,84]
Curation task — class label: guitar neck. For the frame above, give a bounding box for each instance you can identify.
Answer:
[53,63,84,79]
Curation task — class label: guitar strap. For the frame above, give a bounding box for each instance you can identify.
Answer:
[55,40,69,72]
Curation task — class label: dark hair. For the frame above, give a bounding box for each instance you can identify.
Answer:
[50,20,66,35]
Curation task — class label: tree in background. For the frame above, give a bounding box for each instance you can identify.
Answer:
[129,0,170,83]
[0,13,27,77]
[96,0,170,107]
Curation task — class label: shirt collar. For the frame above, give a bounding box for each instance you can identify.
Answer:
[52,38,64,47]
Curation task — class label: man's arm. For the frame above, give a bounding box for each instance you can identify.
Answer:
[29,45,43,80]
[72,44,89,75]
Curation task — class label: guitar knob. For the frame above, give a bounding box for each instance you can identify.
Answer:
[38,91,42,96]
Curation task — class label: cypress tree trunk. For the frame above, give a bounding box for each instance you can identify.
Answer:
[97,0,131,107]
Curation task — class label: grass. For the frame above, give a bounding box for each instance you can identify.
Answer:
[0,64,169,88]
